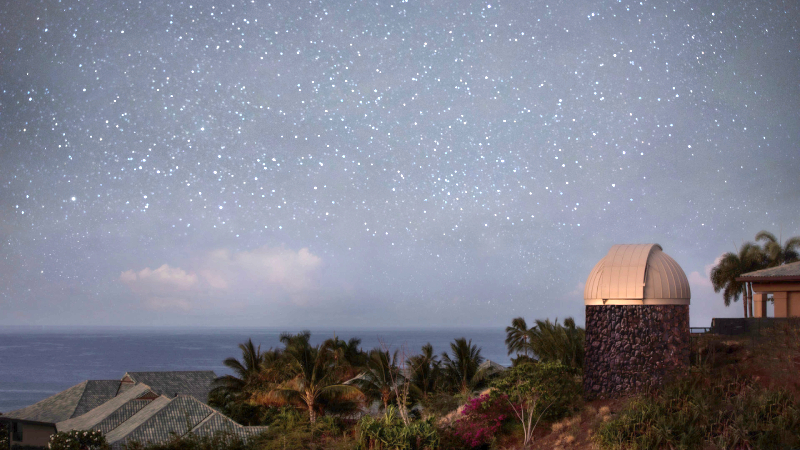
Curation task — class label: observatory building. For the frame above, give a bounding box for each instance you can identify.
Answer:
[583,244,691,398]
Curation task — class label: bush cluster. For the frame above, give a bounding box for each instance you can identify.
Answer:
[449,394,510,449]
[595,370,800,449]
[48,430,107,450]
[356,406,439,450]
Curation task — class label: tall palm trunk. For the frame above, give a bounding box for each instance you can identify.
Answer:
[306,396,317,424]
[742,286,747,319]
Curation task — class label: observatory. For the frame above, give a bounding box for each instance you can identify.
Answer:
[583,244,691,398]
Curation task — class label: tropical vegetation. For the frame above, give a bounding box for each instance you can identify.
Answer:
[710,229,800,317]
[504,316,585,369]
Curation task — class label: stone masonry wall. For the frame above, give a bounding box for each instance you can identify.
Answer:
[583,305,690,399]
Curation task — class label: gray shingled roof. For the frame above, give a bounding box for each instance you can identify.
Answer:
[104,395,265,449]
[72,380,121,417]
[103,395,172,445]
[123,371,216,402]
[5,381,85,423]
[190,412,268,439]
[56,384,154,432]
[739,261,800,279]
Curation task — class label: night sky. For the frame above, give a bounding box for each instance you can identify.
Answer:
[1,0,798,328]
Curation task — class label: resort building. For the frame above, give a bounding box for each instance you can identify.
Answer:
[738,260,800,318]
[0,371,266,449]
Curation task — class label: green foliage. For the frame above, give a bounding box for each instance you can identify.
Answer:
[440,338,486,397]
[710,242,763,312]
[353,348,403,411]
[755,230,800,267]
[594,371,800,450]
[48,430,108,450]
[407,343,442,402]
[419,392,460,419]
[504,317,585,369]
[356,406,439,450]
[492,361,582,423]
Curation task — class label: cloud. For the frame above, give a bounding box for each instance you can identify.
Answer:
[688,270,712,288]
[687,255,725,290]
[705,256,724,278]
[120,264,198,293]
[120,264,198,311]
[200,246,323,305]
[567,281,586,298]
[120,246,323,310]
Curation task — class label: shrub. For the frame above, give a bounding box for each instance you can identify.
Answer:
[490,361,582,447]
[420,392,460,419]
[48,430,107,450]
[594,371,800,450]
[356,406,439,450]
[450,394,511,449]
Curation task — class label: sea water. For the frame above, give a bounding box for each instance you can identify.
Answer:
[0,327,509,413]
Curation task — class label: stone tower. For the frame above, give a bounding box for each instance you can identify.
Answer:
[583,244,691,399]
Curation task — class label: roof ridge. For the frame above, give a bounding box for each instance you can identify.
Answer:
[104,395,172,444]
[56,383,154,432]
[2,380,89,423]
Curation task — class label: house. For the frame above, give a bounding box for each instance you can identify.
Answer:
[738,260,800,317]
[0,371,266,449]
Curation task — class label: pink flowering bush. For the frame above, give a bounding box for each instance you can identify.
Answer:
[451,394,512,449]
[48,429,108,450]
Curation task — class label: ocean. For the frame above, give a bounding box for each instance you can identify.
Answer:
[0,327,509,413]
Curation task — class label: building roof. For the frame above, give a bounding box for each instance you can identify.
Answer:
[3,380,118,423]
[104,395,265,449]
[56,384,155,432]
[584,244,690,305]
[120,371,216,402]
[738,261,800,282]
[4,370,266,448]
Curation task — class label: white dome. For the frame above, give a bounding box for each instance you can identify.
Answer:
[584,244,690,305]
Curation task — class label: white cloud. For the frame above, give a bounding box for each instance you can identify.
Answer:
[120,246,323,310]
[688,270,712,288]
[119,264,198,311]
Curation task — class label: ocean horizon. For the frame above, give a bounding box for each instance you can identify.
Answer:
[0,326,510,413]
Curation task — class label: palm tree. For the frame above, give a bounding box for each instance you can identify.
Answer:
[253,338,363,424]
[528,317,585,369]
[211,338,264,399]
[755,230,800,267]
[441,338,486,398]
[324,335,367,370]
[710,242,764,317]
[353,348,402,411]
[408,343,441,400]
[505,317,535,358]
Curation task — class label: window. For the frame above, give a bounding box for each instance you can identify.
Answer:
[11,421,23,441]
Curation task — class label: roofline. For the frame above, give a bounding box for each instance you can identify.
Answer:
[0,416,57,427]
[736,275,800,282]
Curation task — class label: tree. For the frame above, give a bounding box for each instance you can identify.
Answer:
[491,361,581,448]
[253,337,363,424]
[505,317,535,358]
[528,317,585,370]
[210,338,265,400]
[408,343,441,401]
[441,338,486,398]
[353,348,401,412]
[755,230,800,267]
[710,242,764,317]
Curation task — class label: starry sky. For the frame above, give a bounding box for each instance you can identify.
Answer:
[1,0,798,329]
